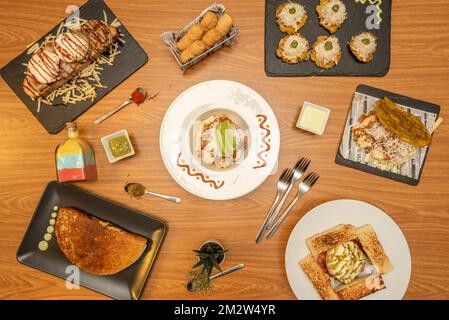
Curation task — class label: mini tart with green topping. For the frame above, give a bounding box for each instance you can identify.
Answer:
[316,0,347,33]
[349,32,377,63]
[311,35,341,69]
[276,2,308,34]
[276,33,310,64]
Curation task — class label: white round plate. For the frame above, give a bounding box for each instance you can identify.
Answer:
[285,199,411,300]
[160,80,280,200]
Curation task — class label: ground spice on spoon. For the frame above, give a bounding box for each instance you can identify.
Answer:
[125,182,146,199]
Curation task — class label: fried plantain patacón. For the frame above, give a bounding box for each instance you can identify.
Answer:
[374,97,432,148]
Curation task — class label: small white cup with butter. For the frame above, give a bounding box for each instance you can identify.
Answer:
[296,101,330,135]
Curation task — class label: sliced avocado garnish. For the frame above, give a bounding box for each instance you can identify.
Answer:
[215,120,237,157]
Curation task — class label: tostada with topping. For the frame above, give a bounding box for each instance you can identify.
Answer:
[316,0,348,33]
[349,32,377,63]
[276,33,310,64]
[311,35,342,69]
[276,2,308,34]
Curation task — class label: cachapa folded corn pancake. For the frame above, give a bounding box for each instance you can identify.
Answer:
[55,207,147,275]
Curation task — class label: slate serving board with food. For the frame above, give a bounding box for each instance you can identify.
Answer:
[16,181,166,300]
[264,0,391,76]
[336,84,440,186]
[0,0,148,134]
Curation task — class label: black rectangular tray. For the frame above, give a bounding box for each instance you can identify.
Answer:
[264,0,391,76]
[336,84,440,185]
[0,0,148,134]
[16,181,166,300]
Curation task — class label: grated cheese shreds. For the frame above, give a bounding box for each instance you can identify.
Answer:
[111,18,121,28]
[29,16,124,112]
[56,22,65,36]
[103,10,108,25]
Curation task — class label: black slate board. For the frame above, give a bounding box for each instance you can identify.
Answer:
[16,181,166,300]
[265,0,391,76]
[0,0,148,134]
[336,84,440,186]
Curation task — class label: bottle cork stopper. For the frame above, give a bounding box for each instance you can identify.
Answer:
[66,122,78,129]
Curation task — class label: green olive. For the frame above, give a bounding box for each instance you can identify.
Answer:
[324,41,333,51]
[291,40,298,48]
[332,4,340,12]
[362,38,370,45]
[289,7,296,14]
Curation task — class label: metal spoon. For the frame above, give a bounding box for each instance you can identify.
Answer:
[95,87,147,124]
[124,182,181,204]
[186,263,245,292]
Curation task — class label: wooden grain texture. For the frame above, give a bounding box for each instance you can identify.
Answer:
[0,0,448,300]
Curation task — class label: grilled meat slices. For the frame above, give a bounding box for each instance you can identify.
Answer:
[23,20,118,99]
[55,207,147,276]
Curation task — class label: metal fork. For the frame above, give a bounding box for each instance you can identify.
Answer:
[266,157,311,228]
[255,168,294,244]
[265,172,320,240]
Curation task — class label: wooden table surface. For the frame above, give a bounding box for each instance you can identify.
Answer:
[0,0,448,300]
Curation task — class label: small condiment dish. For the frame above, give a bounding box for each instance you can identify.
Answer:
[101,129,135,163]
[296,101,331,135]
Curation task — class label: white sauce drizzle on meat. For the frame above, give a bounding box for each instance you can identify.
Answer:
[54,31,89,63]
[27,47,60,84]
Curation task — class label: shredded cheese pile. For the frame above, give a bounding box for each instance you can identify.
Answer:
[25,11,124,112]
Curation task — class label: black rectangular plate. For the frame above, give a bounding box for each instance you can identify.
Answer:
[0,0,148,134]
[264,0,391,76]
[16,181,166,300]
[335,84,440,186]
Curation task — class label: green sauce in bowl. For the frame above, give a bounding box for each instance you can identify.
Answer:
[108,135,131,158]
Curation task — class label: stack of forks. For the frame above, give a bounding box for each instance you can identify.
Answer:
[256,157,319,243]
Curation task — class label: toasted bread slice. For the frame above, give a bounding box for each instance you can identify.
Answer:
[336,275,386,300]
[300,255,340,300]
[356,224,393,275]
[276,2,308,34]
[306,224,358,257]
